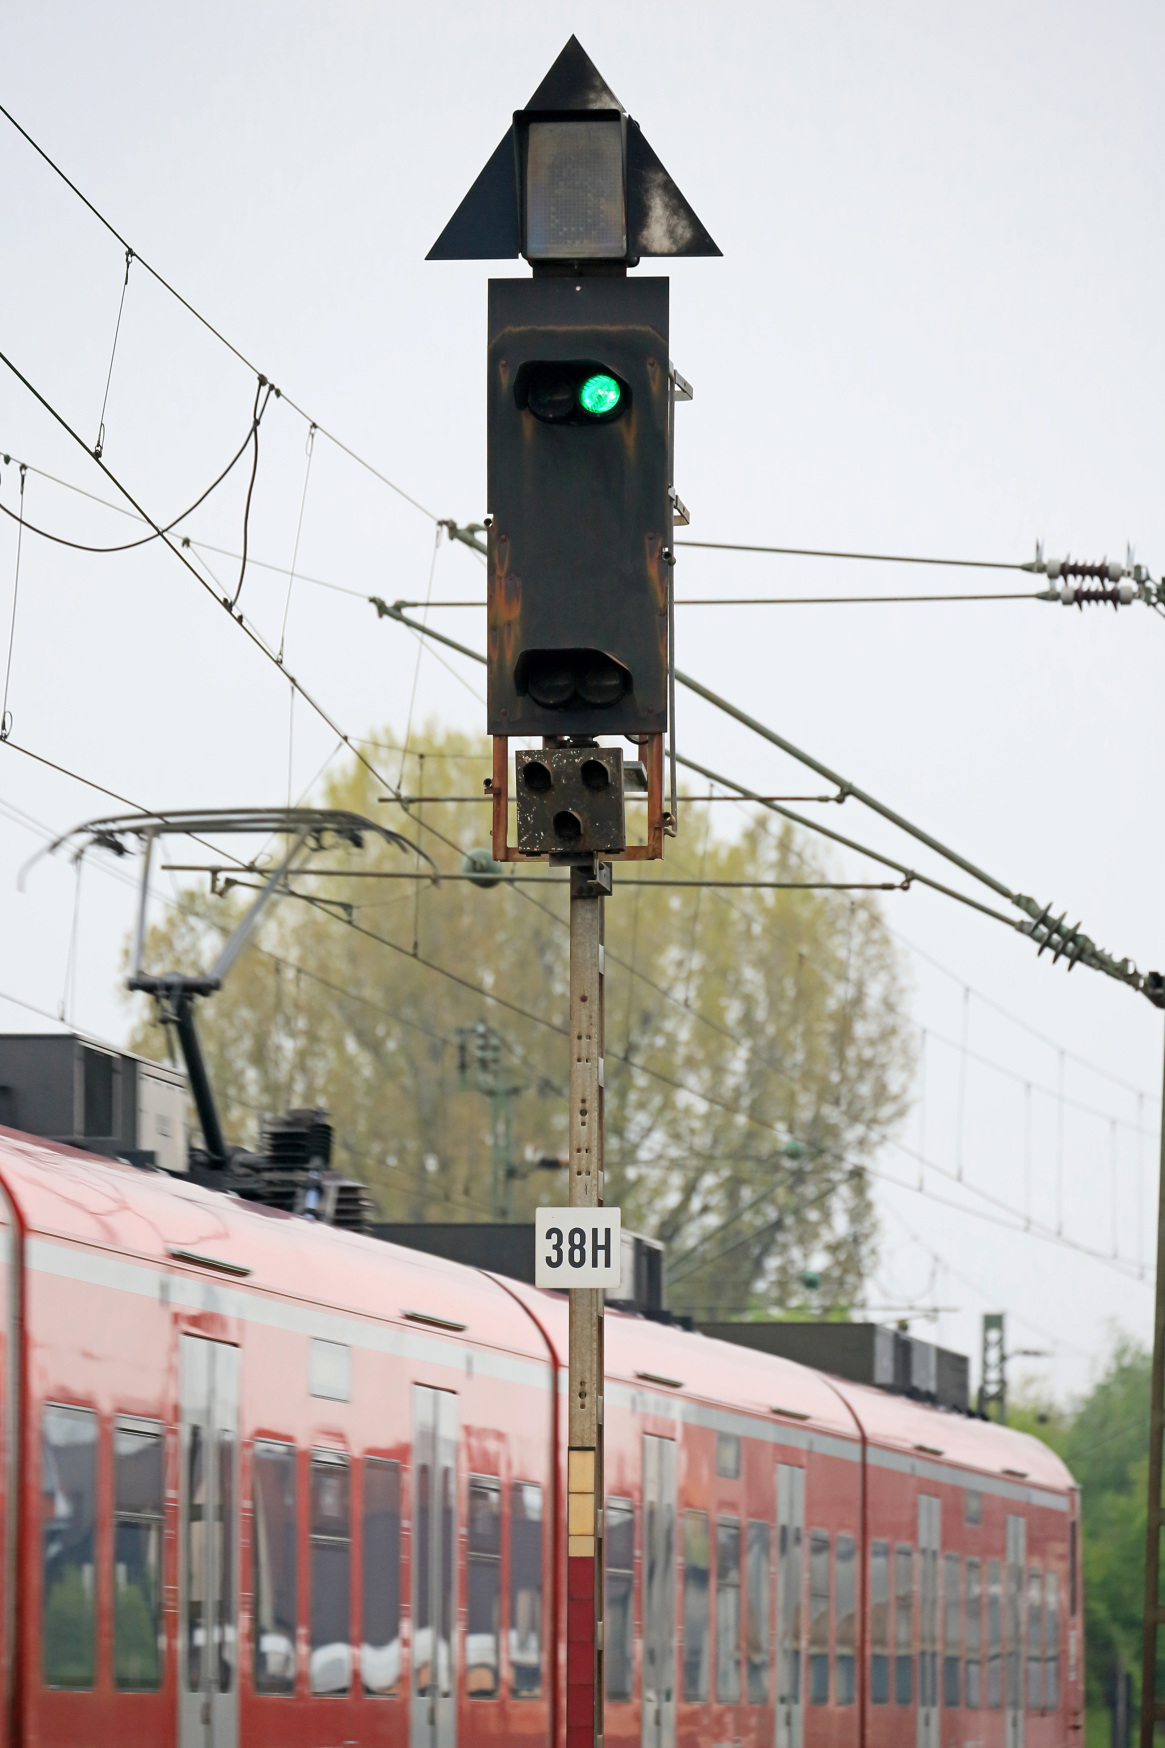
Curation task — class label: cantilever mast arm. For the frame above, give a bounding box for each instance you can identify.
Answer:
[209,829,312,984]
[130,827,157,980]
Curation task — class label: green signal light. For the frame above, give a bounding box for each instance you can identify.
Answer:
[577,373,622,417]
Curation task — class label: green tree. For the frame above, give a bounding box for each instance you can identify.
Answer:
[127,723,915,1317]
[1014,1334,1150,1742]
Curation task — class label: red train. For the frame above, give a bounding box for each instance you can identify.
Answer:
[0,1124,1079,1746]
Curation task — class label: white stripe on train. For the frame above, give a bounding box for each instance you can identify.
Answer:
[27,1235,1068,1513]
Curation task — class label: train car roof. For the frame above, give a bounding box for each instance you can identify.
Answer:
[0,1130,548,1363]
[828,1374,1074,1493]
[499,1279,864,1440]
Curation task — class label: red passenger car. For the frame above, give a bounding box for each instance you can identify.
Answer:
[0,1126,1080,1746]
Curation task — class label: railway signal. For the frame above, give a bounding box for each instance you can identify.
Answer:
[429,34,719,1748]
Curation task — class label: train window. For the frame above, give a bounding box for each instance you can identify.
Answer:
[1026,1568,1043,1712]
[965,1558,982,1708]
[716,1433,741,1479]
[965,1490,982,1527]
[1044,1571,1059,1710]
[986,1559,1003,1709]
[218,1429,237,1693]
[467,1476,501,1698]
[835,1533,855,1705]
[114,1422,164,1690]
[510,1481,543,1698]
[310,1453,351,1696]
[894,1545,913,1706]
[309,1339,350,1403]
[943,1552,960,1708]
[746,1521,770,1703]
[187,1422,206,1692]
[361,1458,401,1696]
[42,1404,98,1689]
[682,1510,710,1702]
[254,1443,297,1694]
[606,1498,635,1702]
[716,1516,742,1703]
[869,1540,890,1704]
[808,1529,830,1705]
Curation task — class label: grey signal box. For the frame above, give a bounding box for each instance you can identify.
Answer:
[486,274,670,738]
[0,1033,188,1173]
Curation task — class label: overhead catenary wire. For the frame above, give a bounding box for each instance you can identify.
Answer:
[362,597,1162,1016]
[278,423,317,661]
[0,456,1062,611]
[0,343,438,866]
[672,674,1159,1003]
[673,537,1033,570]
[390,591,1051,606]
[162,865,909,892]
[0,392,275,555]
[0,100,437,525]
[94,247,133,460]
[357,599,1026,922]
[353,597,1162,1118]
[230,377,277,607]
[0,463,27,739]
[0,447,374,600]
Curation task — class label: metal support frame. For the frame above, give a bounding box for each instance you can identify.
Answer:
[456,1020,523,1220]
[665,363,691,840]
[1141,1027,1165,1745]
[979,1313,1006,1423]
[566,856,610,1748]
[209,830,311,983]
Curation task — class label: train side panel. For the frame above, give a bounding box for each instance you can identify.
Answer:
[834,1380,1081,1748]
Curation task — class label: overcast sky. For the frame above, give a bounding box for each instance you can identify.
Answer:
[2,1,1163,1400]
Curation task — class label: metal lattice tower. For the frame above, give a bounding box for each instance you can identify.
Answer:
[979,1313,1006,1424]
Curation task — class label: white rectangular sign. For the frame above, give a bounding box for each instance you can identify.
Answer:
[535,1206,621,1289]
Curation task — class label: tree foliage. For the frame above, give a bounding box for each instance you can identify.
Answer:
[1013,1333,1150,1732]
[127,723,915,1317]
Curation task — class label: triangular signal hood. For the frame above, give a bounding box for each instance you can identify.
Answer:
[427,35,720,262]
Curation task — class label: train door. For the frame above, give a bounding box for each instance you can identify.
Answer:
[411,1386,459,1748]
[178,1337,240,1748]
[776,1464,804,1748]
[917,1496,940,1748]
[642,1434,676,1748]
[1006,1516,1026,1748]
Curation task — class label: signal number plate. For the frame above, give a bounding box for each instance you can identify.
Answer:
[535,1207,621,1288]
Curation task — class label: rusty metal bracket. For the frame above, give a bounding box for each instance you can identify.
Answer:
[490,733,665,862]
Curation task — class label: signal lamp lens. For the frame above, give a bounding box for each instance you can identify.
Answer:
[522,760,553,793]
[528,374,578,422]
[577,655,626,706]
[526,660,576,708]
[578,373,622,417]
[553,810,583,844]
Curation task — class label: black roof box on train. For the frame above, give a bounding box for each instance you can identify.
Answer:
[370,1221,675,1320]
[694,1320,970,1413]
